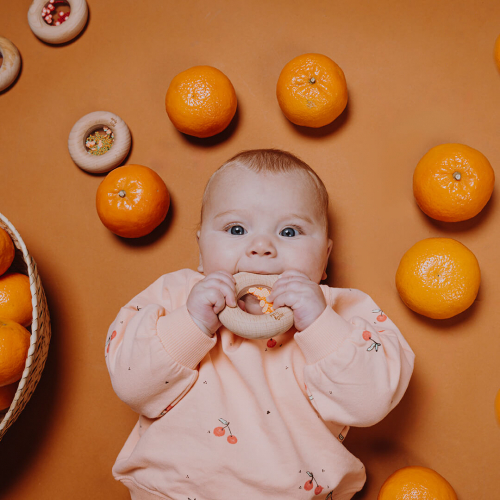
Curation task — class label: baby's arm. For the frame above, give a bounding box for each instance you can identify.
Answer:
[105,270,217,418]
[295,287,415,427]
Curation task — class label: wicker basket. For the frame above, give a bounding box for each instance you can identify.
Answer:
[0,213,51,441]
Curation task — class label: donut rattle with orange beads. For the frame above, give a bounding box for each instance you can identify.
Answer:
[218,273,294,339]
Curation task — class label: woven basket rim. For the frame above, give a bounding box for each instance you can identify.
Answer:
[0,212,41,430]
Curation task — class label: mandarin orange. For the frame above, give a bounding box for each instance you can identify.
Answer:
[0,227,15,276]
[276,53,348,128]
[0,318,30,387]
[96,164,170,238]
[0,272,32,327]
[165,65,237,138]
[0,381,18,410]
[413,143,495,222]
[378,466,457,500]
[395,237,480,319]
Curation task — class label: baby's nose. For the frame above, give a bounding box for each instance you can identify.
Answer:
[247,236,277,257]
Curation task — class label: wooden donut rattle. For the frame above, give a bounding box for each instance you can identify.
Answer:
[218,272,294,340]
[0,37,21,91]
[28,0,88,44]
[68,111,131,173]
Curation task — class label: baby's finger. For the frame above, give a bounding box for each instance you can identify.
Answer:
[278,270,311,280]
[269,277,307,302]
[271,273,309,291]
[206,272,237,292]
[269,290,297,310]
[209,288,229,315]
[213,270,236,284]
[208,279,237,308]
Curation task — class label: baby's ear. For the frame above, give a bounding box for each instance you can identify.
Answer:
[195,231,204,272]
[322,239,333,280]
[327,238,333,257]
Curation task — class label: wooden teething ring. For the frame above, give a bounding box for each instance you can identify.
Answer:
[0,37,21,91]
[28,0,88,44]
[68,111,131,173]
[218,272,294,340]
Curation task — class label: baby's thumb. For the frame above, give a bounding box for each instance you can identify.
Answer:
[213,292,229,315]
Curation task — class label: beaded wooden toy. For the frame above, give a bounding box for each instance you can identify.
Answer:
[247,286,274,314]
[218,273,294,339]
[68,111,131,173]
[28,0,88,44]
[0,37,21,92]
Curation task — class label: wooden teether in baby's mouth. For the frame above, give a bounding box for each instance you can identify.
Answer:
[218,272,294,340]
[238,286,274,315]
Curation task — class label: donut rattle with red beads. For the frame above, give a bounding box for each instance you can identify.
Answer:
[28,0,88,44]
[218,272,294,339]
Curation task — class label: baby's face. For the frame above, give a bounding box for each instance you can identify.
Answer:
[197,168,332,283]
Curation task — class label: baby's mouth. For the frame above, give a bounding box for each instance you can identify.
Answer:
[238,270,279,275]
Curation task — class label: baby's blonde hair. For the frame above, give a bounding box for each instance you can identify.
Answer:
[198,149,329,232]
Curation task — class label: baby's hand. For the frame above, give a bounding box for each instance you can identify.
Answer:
[187,271,237,337]
[267,270,327,332]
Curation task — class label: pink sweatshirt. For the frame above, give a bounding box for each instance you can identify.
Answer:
[105,269,414,500]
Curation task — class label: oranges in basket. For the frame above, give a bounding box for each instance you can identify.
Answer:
[0,227,15,276]
[396,237,480,319]
[165,65,237,138]
[0,319,30,387]
[0,227,32,411]
[0,272,33,327]
[276,53,348,128]
[96,164,170,238]
[413,143,495,222]
[378,466,457,500]
[0,382,19,412]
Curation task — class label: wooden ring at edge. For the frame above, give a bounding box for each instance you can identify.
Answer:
[68,111,131,173]
[0,37,21,91]
[27,0,88,44]
[218,272,294,340]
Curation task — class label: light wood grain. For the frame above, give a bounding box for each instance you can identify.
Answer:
[68,111,131,173]
[28,0,88,44]
[218,272,294,339]
[0,37,21,91]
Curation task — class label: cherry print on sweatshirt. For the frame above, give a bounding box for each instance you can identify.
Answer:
[372,308,387,322]
[304,471,323,495]
[362,330,381,352]
[105,330,117,354]
[214,418,238,444]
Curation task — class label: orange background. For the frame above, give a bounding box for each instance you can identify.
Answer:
[1,1,500,498]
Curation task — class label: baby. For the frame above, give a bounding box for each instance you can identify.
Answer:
[105,149,415,500]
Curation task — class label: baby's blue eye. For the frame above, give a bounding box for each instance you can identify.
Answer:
[280,227,299,237]
[228,225,246,235]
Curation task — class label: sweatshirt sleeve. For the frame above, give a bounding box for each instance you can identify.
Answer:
[104,269,217,419]
[294,286,415,428]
